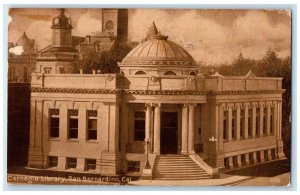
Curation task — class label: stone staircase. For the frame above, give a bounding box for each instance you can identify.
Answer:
[154,155,211,180]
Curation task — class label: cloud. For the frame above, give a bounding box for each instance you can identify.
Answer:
[8,15,12,25]
[9,46,24,55]
[8,9,291,65]
[73,11,102,37]
[128,9,290,64]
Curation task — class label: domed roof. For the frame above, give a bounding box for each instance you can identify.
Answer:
[51,8,72,29]
[121,22,195,66]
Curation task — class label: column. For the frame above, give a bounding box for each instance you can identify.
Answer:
[259,103,264,137]
[251,152,257,164]
[188,104,196,154]
[260,150,265,163]
[227,105,232,141]
[236,104,241,140]
[277,101,285,159]
[252,104,257,138]
[267,149,272,161]
[244,104,249,139]
[237,155,242,167]
[266,103,271,136]
[244,153,250,165]
[181,104,188,154]
[153,103,161,154]
[145,103,152,154]
[228,156,234,169]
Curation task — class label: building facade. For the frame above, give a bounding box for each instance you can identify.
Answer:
[27,11,285,179]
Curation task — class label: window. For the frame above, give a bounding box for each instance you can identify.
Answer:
[135,71,147,75]
[248,109,252,137]
[134,111,145,141]
[67,157,77,169]
[44,67,52,74]
[86,159,96,170]
[59,67,66,74]
[263,108,267,135]
[223,111,228,140]
[163,71,177,76]
[87,110,97,140]
[49,109,59,138]
[105,20,114,31]
[127,161,140,172]
[240,109,244,138]
[48,156,58,167]
[232,110,236,139]
[255,108,260,136]
[68,109,78,139]
[189,71,196,76]
[23,67,28,82]
[270,107,274,134]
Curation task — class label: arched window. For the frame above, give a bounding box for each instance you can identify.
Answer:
[163,71,177,76]
[189,71,196,76]
[105,20,114,31]
[135,71,147,75]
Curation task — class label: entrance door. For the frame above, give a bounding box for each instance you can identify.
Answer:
[160,112,178,154]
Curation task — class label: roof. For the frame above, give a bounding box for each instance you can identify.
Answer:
[121,22,195,66]
[15,32,35,55]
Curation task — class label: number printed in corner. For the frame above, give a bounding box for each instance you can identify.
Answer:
[270,177,281,183]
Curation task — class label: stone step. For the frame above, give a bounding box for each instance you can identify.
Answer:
[156,176,211,180]
[154,155,210,180]
[156,164,200,168]
[156,174,210,179]
[156,171,207,175]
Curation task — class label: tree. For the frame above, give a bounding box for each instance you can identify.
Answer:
[78,43,133,74]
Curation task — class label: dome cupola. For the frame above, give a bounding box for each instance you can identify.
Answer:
[51,8,72,29]
[119,22,198,76]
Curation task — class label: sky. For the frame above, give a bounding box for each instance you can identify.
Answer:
[8,8,291,65]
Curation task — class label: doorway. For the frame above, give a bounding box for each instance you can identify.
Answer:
[160,112,178,154]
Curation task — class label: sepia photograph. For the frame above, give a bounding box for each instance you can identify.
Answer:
[6,7,292,187]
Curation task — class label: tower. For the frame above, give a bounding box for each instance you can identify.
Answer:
[35,8,78,75]
[101,9,118,36]
[101,9,128,45]
[51,8,73,47]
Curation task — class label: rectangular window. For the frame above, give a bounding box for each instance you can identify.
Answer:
[223,111,228,140]
[87,110,97,140]
[263,108,267,135]
[248,109,252,137]
[68,109,78,139]
[240,109,244,139]
[127,161,140,172]
[232,110,236,139]
[67,157,77,169]
[86,159,96,170]
[255,108,259,136]
[49,109,59,138]
[270,107,274,135]
[134,111,145,141]
[48,156,58,167]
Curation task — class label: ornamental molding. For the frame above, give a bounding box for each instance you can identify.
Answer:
[31,87,122,94]
[31,87,284,96]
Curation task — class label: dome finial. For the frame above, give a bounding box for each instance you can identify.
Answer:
[147,21,158,37]
[59,8,65,15]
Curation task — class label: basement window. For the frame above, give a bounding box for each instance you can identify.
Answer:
[127,161,140,172]
[48,156,58,168]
